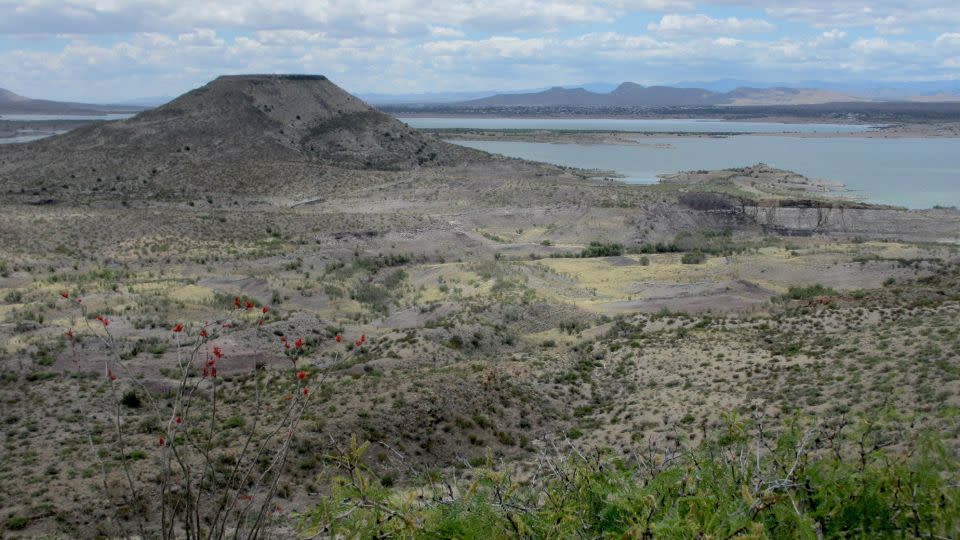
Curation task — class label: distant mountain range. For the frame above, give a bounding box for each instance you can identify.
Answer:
[5,77,960,115]
[0,87,147,115]
[452,82,870,107]
[674,79,960,100]
[364,80,960,107]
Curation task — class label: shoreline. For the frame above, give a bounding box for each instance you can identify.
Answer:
[395,111,877,125]
[427,122,960,144]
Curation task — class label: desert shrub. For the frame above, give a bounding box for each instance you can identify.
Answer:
[52,291,332,540]
[559,320,588,335]
[382,269,407,289]
[681,250,707,264]
[121,390,142,408]
[5,515,28,530]
[629,242,681,254]
[580,242,623,258]
[784,284,838,300]
[351,282,391,314]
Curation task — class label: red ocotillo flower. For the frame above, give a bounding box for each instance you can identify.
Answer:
[361,334,366,344]
[233,297,241,309]
[294,338,304,350]
[296,370,308,381]
[262,306,269,314]
[172,323,184,333]
[60,291,69,299]
[212,347,224,358]
[106,368,117,381]
[159,436,165,447]
[65,328,74,342]
[258,318,264,326]
[302,387,309,396]
[355,339,362,347]
[335,334,342,343]
[175,416,182,425]
[245,301,254,310]
[199,328,209,339]
[95,315,109,327]
[210,366,217,377]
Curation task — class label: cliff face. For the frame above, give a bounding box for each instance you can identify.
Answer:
[678,193,960,242]
[744,206,960,241]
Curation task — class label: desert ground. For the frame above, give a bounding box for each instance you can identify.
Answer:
[1,76,958,537]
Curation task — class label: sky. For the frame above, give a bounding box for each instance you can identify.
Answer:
[0,0,959,102]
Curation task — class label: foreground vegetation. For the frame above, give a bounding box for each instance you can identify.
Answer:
[305,417,958,539]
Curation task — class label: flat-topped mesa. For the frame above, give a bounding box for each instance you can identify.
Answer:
[76,73,453,168]
[0,74,471,197]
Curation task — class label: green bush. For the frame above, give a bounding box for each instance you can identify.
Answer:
[351,282,391,314]
[784,284,838,300]
[681,250,707,264]
[121,390,142,408]
[580,242,623,258]
[299,420,959,539]
[5,516,28,530]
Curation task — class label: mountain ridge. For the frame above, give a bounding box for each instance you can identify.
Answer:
[457,82,870,107]
[0,86,145,115]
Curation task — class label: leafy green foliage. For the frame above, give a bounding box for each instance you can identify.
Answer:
[300,419,959,539]
[580,242,623,258]
[783,284,839,300]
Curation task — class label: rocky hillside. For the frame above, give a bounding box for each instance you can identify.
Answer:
[0,75,480,198]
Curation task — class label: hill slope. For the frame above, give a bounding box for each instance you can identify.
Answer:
[0,86,144,115]
[0,75,477,198]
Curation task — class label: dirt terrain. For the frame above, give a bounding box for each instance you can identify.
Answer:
[0,75,958,537]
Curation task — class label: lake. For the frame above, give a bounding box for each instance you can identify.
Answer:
[397,115,957,208]
[452,137,960,209]
[398,116,875,134]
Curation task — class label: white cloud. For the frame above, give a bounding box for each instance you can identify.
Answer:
[751,0,960,33]
[812,29,847,47]
[0,0,656,35]
[429,26,464,38]
[647,14,774,35]
[935,33,960,49]
[1,0,958,101]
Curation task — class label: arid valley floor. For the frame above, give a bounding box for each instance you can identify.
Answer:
[1,76,959,538]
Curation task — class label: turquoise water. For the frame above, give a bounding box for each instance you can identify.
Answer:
[399,117,875,134]
[453,137,960,209]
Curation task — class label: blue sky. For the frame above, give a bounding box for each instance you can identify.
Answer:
[0,0,958,102]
